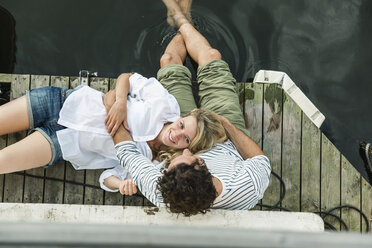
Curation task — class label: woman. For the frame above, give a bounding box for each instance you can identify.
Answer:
[0,72,226,192]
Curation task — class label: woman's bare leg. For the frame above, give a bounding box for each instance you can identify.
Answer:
[0,96,30,135]
[0,131,52,173]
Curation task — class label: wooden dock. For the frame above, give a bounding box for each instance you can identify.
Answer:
[0,73,371,233]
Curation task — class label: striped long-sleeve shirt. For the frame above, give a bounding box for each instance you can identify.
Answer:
[115,140,271,210]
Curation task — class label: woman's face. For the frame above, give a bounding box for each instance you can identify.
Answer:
[159,116,197,149]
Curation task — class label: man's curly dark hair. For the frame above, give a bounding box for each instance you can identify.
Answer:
[157,160,217,217]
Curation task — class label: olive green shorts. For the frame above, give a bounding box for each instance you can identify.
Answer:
[157,60,248,136]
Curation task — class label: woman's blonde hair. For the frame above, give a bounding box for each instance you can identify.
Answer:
[158,109,227,166]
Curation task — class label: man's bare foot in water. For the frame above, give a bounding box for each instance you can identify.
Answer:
[163,0,192,27]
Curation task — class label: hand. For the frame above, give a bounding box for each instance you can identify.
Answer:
[118,179,138,196]
[217,114,230,127]
[105,99,129,136]
[103,89,116,112]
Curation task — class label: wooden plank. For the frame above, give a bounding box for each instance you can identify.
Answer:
[261,84,283,209]
[243,83,263,210]
[63,78,85,204]
[23,75,50,203]
[143,197,155,207]
[103,77,127,205]
[3,74,30,203]
[64,162,85,204]
[44,76,69,203]
[321,134,341,231]
[109,78,116,90]
[301,113,321,212]
[83,77,110,205]
[84,169,104,205]
[70,77,80,89]
[0,74,11,200]
[341,155,361,232]
[0,73,12,83]
[361,177,372,233]
[243,83,263,146]
[281,93,302,211]
[125,195,145,206]
[0,134,6,201]
[104,192,124,206]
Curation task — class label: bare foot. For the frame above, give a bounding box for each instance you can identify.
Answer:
[177,0,192,23]
[163,0,190,28]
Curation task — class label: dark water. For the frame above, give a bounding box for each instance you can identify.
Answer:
[0,0,371,183]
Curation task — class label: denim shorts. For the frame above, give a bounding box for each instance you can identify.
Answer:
[26,86,73,166]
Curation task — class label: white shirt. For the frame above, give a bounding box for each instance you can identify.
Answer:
[56,73,180,189]
[115,140,271,210]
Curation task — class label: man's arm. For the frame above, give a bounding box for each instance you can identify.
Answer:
[113,124,133,144]
[218,115,264,160]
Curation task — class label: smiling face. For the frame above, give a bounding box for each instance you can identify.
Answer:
[159,116,197,149]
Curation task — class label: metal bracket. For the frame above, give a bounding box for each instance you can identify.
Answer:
[79,70,98,86]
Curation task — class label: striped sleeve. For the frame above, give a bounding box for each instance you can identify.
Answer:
[244,155,271,200]
[115,141,165,207]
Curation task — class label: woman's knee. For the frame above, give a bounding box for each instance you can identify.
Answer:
[160,53,183,68]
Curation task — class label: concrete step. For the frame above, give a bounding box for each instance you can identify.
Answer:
[0,203,324,232]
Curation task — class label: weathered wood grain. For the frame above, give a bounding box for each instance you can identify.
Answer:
[104,192,124,206]
[281,94,302,211]
[143,197,155,207]
[1,73,370,233]
[83,77,110,205]
[44,76,69,203]
[124,195,145,206]
[361,177,372,233]
[84,169,104,205]
[243,83,263,210]
[341,155,361,232]
[64,162,85,204]
[321,134,341,231]
[3,74,30,203]
[109,78,116,90]
[244,83,263,147]
[301,113,321,212]
[261,84,283,209]
[102,77,127,205]
[23,75,50,203]
[63,78,84,204]
[0,73,9,200]
[69,77,80,89]
[0,134,6,202]
[0,73,12,83]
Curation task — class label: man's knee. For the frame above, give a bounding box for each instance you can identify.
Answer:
[199,49,222,65]
[160,53,183,68]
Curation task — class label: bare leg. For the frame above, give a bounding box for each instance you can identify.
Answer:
[163,0,221,66]
[165,0,192,27]
[0,131,52,174]
[0,96,30,135]
[158,29,197,115]
[160,33,187,67]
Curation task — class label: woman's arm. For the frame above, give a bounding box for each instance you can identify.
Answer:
[103,176,138,195]
[105,73,132,136]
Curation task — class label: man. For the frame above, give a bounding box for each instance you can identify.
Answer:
[107,0,271,216]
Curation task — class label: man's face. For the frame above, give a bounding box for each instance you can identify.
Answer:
[168,149,206,171]
[159,116,197,149]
